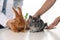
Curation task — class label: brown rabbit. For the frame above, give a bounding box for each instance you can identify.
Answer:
[6,7,27,32]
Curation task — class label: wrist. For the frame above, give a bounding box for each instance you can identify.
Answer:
[33,13,40,18]
[33,14,38,18]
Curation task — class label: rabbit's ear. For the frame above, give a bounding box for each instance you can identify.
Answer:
[12,7,18,14]
[18,7,22,16]
[12,7,19,17]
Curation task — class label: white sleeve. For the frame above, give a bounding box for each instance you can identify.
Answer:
[0,12,9,27]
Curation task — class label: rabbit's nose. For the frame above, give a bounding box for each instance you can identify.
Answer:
[17,27,24,32]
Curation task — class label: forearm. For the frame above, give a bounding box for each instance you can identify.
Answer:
[33,0,56,17]
[47,16,60,29]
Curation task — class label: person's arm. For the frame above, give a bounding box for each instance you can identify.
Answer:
[46,16,60,29]
[33,0,56,17]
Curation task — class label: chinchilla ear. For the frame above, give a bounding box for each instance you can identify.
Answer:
[29,15,32,19]
[37,15,40,19]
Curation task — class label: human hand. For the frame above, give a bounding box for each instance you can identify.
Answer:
[46,24,55,30]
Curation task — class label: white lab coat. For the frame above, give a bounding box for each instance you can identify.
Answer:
[0,0,23,26]
[6,0,23,19]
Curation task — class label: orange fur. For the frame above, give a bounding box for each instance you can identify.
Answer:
[6,7,27,32]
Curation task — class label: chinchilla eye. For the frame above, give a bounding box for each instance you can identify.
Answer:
[32,20,35,22]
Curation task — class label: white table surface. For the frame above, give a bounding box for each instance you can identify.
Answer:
[0,27,60,40]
